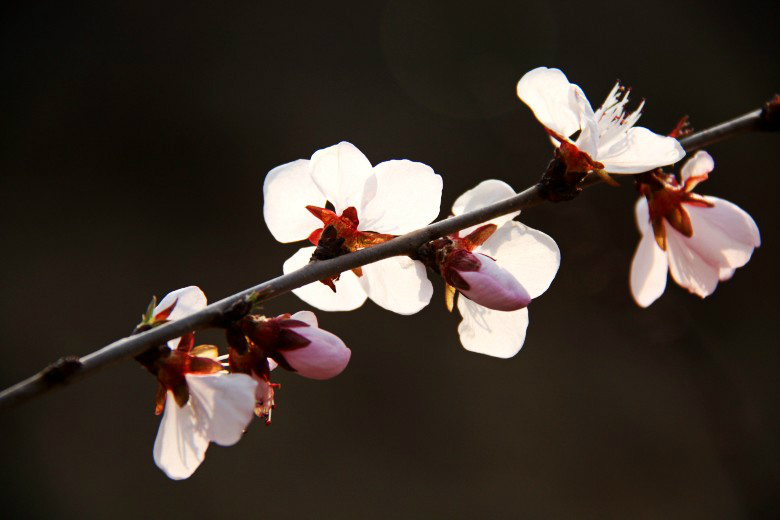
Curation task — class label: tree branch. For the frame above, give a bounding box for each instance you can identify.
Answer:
[0,105,773,411]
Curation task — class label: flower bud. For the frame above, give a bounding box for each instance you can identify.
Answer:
[276,311,351,380]
[445,250,531,311]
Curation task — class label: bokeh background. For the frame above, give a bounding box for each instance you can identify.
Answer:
[1,1,777,518]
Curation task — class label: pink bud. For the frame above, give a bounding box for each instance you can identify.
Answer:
[451,252,531,311]
[278,317,351,380]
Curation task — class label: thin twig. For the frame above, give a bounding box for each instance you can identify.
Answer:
[0,105,772,411]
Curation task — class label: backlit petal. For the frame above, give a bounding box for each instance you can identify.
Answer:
[290,310,318,327]
[683,200,759,269]
[310,142,375,214]
[666,227,719,298]
[451,179,520,236]
[680,151,714,184]
[630,227,669,307]
[358,256,433,315]
[283,247,368,312]
[155,286,207,322]
[516,67,584,138]
[476,222,560,299]
[634,197,651,233]
[185,373,257,447]
[263,159,327,243]
[598,127,685,174]
[153,392,209,480]
[359,160,442,234]
[457,298,529,358]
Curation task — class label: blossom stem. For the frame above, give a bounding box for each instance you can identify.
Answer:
[0,105,773,411]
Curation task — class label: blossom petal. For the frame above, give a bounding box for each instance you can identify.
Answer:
[458,254,531,311]
[263,159,327,243]
[358,256,433,315]
[476,222,560,299]
[598,127,685,174]
[283,247,368,311]
[451,179,520,236]
[634,197,651,233]
[630,227,669,307]
[683,199,759,269]
[155,286,207,322]
[185,373,257,447]
[358,160,442,234]
[290,310,318,327]
[516,67,584,138]
[666,227,719,298]
[153,392,209,480]
[310,142,375,214]
[457,298,529,358]
[680,151,714,184]
[282,326,351,380]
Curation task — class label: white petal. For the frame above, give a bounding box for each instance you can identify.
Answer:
[457,298,529,358]
[516,67,584,138]
[570,86,599,157]
[719,267,736,281]
[630,228,669,307]
[680,151,714,184]
[598,127,685,174]
[358,256,433,315]
[185,373,257,447]
[310,142,375,214]
[358,160,442,234]
[283,247,368,312]
[263,159,327,243]
[666,227,719,298]
[451,179,519,236]
[290,310,318,327]
[683,200,759,269]
[153,392,209,480]
[634,197,651,234]
[476,222,560,299]
[155,286,207,322]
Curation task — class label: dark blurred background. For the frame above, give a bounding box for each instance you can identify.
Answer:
[1,1,777,518]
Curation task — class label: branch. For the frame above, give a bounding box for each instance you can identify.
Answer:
[0,104,774,411]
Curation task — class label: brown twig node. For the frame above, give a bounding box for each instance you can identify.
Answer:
[41,356,83,386]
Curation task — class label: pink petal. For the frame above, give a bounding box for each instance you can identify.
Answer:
[290,310,318,327]
[359,159,442,234]
[630,227,669,307]
[683,197,760,269]
[280,326,351,380]
[263,159,327,243]
[458,254,531,311]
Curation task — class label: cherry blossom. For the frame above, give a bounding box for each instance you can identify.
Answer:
[630,151,761,307]
[142,287,258,480]
[263,142,442,314]
[517,67,685,175]
[227,310,350,423]
[425,180,560,358]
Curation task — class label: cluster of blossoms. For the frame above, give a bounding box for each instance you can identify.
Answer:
[136,286,350,479]
[138,66,761,480]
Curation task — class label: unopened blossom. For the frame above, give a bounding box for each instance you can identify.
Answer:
[141,287,257,480]
[263,142,442,314]
[227,310,350,422]
[517,67,685,175]
[630,151,761,307]
[422,180,560,358]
